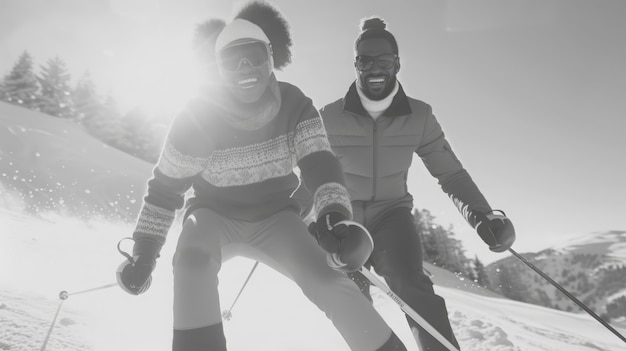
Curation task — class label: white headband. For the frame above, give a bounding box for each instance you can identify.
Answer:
[215,19,270,52]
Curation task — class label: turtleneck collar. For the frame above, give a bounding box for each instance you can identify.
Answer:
[356,81,399,119]
[342,81,412,118]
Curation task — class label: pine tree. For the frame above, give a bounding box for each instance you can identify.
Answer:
[473,255,490,288]
[497,265,527,302]
[72,71,101,125]
[442,226,470,274]
[81,94,127,149]
[121,106,164,163]
[413,208,471,275]
[1,51,39,109]
[606,296,626,319]
[432,225,453,270]
[36,56,74,118]
[414,209,438,264]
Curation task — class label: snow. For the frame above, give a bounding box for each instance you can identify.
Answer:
[2,211,625,351]
[1,102,626,350]
[550,231,626,258]
[549,230,626,269]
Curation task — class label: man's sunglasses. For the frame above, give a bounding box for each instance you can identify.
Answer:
[218,41,271,71]
[355,54,397,71]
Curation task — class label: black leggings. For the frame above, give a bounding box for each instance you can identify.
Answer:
[348,207,461,351]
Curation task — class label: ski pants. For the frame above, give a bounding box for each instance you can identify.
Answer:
[171,208,396,351]
[348,207,461,351]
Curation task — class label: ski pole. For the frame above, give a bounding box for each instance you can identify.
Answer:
[359,267,460,351]
[40,298,65,351]
[509,248,626,344]
[40,283,118,351]
[62,283,118,297]
[222,260,260,321]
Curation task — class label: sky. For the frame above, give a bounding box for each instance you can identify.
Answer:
[1,0,625,263]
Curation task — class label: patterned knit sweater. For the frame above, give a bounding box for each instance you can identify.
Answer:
[133,82,352,245]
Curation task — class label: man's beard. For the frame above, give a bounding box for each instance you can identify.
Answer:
[360,74,397,101]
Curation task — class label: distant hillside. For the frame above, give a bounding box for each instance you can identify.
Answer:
[0,101,153,221]
[485,230,626,320]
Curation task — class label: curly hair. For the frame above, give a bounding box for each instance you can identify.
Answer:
[192,18,227,62]
[235,1,293,70]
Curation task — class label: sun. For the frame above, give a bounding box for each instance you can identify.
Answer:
[109,30,206,121]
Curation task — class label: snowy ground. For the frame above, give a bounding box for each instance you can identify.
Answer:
[1,209,625,351]
[1,102,625,350]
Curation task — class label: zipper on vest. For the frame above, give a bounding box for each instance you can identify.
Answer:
[371,121,378,201]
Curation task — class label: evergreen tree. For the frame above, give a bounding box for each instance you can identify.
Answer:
[72,71,101,125]
[497,265,527,302]
[431,225,454,270]
[442,226,470,274]
[1,51,39,109]
[413,208,471,275]
[606,296,626,319]
[36,56,74,118]
[82,95,127,149]
[473,255,490,287]
[413,209,438,263]
[121,106,165,163]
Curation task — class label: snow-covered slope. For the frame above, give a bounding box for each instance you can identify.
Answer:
[0,101,152,221]
[2,211,625,351]
[486,230,626,319]
[2,103,625,350]
[551,230,626,263]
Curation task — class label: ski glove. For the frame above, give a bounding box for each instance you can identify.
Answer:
[309,213,374,272]
[312,212,348,253]
[116,237,162,295]
[473,210,516,253]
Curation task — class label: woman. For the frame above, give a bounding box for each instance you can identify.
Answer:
[116,2,406,350]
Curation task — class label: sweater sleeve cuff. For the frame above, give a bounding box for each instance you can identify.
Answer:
[133,202,176,245]
[314,182,353,220]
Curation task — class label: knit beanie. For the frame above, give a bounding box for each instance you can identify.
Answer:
[234,1,293,70]
[215,19,271,52]
[192,1,293,71]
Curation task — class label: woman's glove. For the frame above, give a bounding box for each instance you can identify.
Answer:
[310,213,374,272]
[116,237,162,295]
[312,212,347,253]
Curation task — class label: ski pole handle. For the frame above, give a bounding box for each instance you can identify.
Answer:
[359,268,460,351]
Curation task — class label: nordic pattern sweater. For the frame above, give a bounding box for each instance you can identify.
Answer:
[133,82,352,244]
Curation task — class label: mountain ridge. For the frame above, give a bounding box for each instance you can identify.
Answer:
[485,230,626,320]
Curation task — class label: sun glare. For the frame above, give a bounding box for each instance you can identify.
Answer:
[109,0,160,21]
[109,31,204,120]
[102,0,233,120]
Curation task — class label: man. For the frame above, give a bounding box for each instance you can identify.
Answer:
[116,4,406,351]
[297,17,516,351]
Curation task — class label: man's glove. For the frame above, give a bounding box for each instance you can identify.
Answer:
[310,212,374,272]
[116,237,162,295]
[472,210,516,253]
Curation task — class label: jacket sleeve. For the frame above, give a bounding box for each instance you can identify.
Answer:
[293,98,352,221]
[133,103,211,244]
[417,111,492,227]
